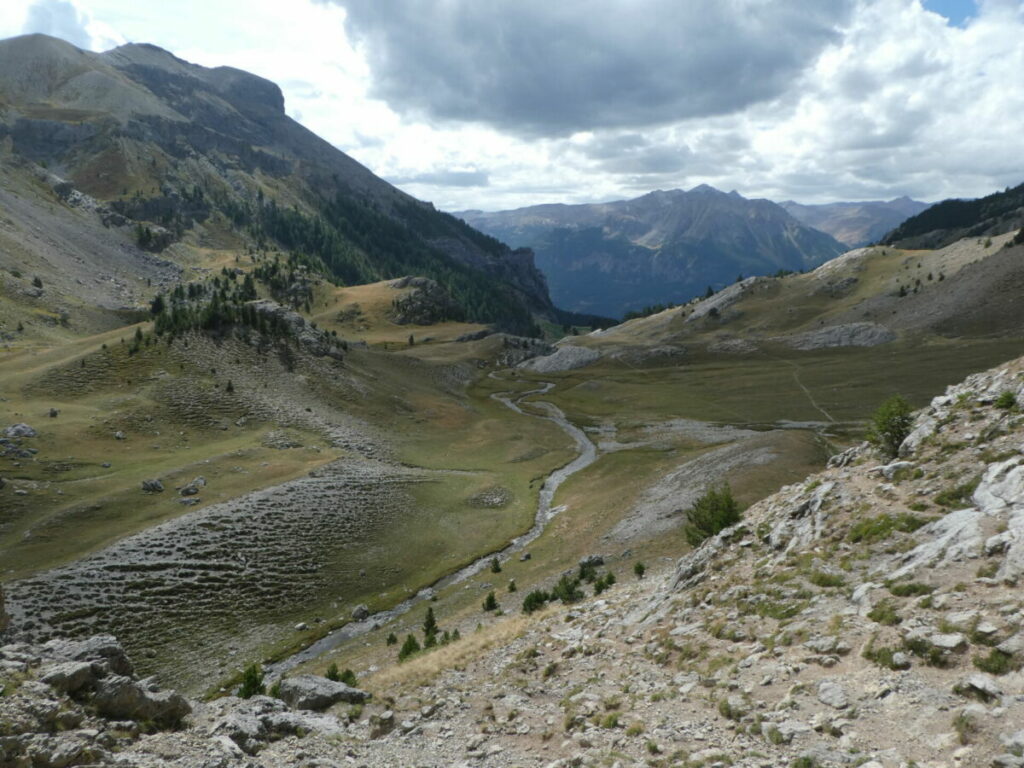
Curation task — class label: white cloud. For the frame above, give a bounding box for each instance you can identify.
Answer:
[2,0,1024,210]
[20,0,91,48]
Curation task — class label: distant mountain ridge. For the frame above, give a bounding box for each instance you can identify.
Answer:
[781,196,929,247]
[0,34,559,333]
[457,186,846,318]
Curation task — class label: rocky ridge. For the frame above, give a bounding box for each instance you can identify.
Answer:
[3,356,1024,766]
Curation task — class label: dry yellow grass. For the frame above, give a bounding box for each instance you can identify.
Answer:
[365,608,555,695]
[308,279,486,347]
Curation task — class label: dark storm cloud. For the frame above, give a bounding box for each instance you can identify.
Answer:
[391,170,491,187]
[22,0,91,49]
[569,132,689,174]
[327,0,853,137]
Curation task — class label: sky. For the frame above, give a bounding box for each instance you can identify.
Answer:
[4,0,1022,212]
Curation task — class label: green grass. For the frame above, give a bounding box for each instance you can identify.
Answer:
[887,581,935,597]
[848,513,929,544]
[934,476,981,509]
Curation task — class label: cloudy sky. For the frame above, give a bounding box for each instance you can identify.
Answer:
[4,0,1022,211]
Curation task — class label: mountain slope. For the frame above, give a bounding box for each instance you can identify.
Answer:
[882,181,1024,250]
[458,186,846,318]
[0,34,553,334]
[781,196,929,247]
[4,354,1023,766]
[569,230,1024,365]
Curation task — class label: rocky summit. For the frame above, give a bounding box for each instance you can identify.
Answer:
[3,355,1023,767]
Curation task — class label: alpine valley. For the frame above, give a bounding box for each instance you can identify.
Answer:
[2,32,1024,768]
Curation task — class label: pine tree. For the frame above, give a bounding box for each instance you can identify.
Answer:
[398,634,421,661]
[423,607,438,640]
[238,664,265,698]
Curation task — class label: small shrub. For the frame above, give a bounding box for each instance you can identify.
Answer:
[600,712,620,729]
[238,664,265,698]
[808,571,844,588]
[953,711,978,745]
[684,483,742,546]
[490,557,502,574]
[386,632,398,646]
[995,391,1017,410]
[625,722,644,737]
[326,662,341,682]
[973,649,1016,675]
[867,599,901,626]
[934,476,981,509]
[339,668,358,687]
[717,697,744,720]
[508,579,517,592]
[483,591,499,611]
[887,581,934,597]
[976,561,999,579]
[633,561,646,579]
[867,395,914,459]
[552,574,583,604]
[848,513,927,543]
[594,572,616,595]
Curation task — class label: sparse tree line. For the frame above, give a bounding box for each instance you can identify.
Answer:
[217,189,541,335]
[148,256,341,355]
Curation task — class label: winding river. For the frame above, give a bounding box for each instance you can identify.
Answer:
[267,377,598,678]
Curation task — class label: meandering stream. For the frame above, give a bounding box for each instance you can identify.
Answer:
[267,378,597,677]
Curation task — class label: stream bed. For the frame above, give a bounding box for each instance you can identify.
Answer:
[267,379,597,677]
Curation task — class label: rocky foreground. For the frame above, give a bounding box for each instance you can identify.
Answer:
[3,356,1024,767]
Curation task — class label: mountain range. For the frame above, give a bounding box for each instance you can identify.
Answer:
[457,188,930,319]
[780,196,930,248]
[0,33,568,335]
[458,186,851,318]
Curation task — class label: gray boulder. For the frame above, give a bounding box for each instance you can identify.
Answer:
[43,635,134,677]
[817,680,849,709]
[579,554,604,569]
[997,632,1024,656]
[180,476,205,496]
[4,423,37,438]
[93,675,191,727]
[929,632,967,652]
[351,604,370,621]
[276,674,370,711]
[213,695,347,754]
[40,662,96,695]
[141,479,164,493]
[955,673,1002,702]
